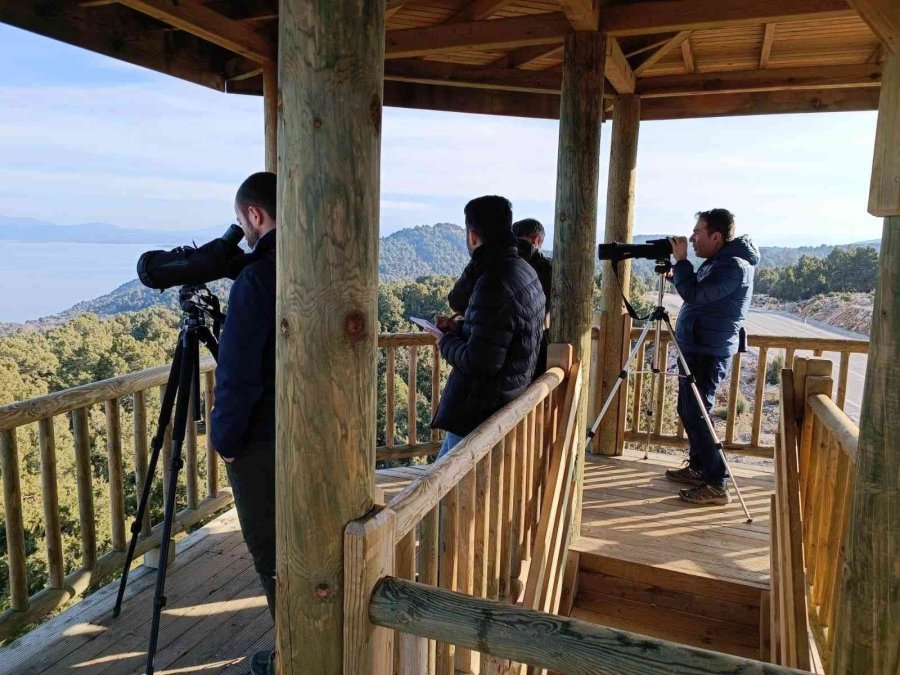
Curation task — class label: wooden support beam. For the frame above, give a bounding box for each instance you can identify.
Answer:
[263,62,277,172]
[551,32,607,533]
[869,44,886,63]
[558,0,599,31]
[637,63,883,97]
[276,0,384,671]
[384,59,562,94]
[606,39,636,94]
[681,36,696,73]
[385,12,572,59]
[447,0,516,24]
[760,23,777,68]
[634,31,692,76]
[595,96,640,457]
[117,0,275,62]
[600,0,855,37]
[847,0,900,55]
[868,52,900,216]
[495,44,565,69]
[0,4,225,91]
[832,221,900,674]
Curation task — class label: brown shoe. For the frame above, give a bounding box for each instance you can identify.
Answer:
[665,463,704,486]
[678,483,731,506]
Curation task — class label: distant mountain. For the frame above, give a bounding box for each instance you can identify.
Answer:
[379,223,470,279]
[0,215,227,245]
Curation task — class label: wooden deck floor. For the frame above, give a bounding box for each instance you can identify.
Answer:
[0,467,425,675]
[575,449,774,590]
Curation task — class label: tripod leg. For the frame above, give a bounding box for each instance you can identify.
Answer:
[664,317,753,523]
[114,338,184,618]
[583,319,656,454]
[146,330,197,674]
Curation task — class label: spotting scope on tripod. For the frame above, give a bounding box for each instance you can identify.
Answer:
[586,238,754,523]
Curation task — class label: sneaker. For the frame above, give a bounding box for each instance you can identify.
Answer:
[664,462,704,486]
[250,650,275,675]
[678,483,731,506]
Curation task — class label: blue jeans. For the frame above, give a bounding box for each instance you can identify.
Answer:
[677,352,729,487]
[437,432,465,459]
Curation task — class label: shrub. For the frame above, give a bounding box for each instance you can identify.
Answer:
[735,392,748,416]
[766,354,784,385]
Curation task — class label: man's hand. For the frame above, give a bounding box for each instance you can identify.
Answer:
[436,316,462,336]
[669,236,689,262]
[222,456,235,464]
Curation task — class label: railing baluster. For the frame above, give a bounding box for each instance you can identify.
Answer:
[836,352,850,409]
[133,390,152,536]
[813,348,823,357]
[38,419,65,589]
[437,484,459,674]
[455,468,476,673]
[72,407,97,570]
[812,432,839,607]
[431,344,440,443]
[513,419,528,585]
[524,408,536,561]
[419,506,439,673]
[1,429,29,611]
[785,347,796,370]
[725,351,742,444]
[752,347,768,448]
[185,388,199,510]
[487,438,505,601]
[408,346,418,446]
[204,371,218,498]
[159,384,173,508]
[395,529,426,674]
[499,428,516,601]
[474,453,491,601]
[386,346,395,448]
[653,337,668,436]
[822,451,854,649]
[105,399,126,551]
[630,342,646,432]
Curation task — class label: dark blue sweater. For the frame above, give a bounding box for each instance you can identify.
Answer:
[210,230,276,459]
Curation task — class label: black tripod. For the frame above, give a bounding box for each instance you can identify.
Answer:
[584,261,753,522]
[112,284,223,675]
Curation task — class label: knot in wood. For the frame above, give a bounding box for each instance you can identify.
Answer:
[559,213,567,223]
[344,311,366,341]
[395,611,410,625]
[315,583,332,600]
[280,318,291,338]
[313,117,322,129]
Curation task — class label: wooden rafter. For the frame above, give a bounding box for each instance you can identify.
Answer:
[637,63,883,97]
[447,0,516,24]
[681,37,696,73]
[385,12,571,59]
[760,23,776,69]
[600,0,855,37]
[495,44,565,69]
[384,59,562,93]
[557,0,599,31]
[869,44,886,63]
[606,39,636,94]
[117,0,275,62]
[633,31,692,76]
[847,0,900,55]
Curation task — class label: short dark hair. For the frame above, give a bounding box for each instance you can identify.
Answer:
[513,218,545,240]
[464,195,513,244]
[236,172,276,221]
[695,208,735,241]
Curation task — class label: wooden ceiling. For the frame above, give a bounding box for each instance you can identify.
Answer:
[0,1,889,120]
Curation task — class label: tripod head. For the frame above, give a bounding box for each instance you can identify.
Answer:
[653,258,673,276]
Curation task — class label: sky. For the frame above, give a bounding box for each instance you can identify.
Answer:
[0,23,886,247]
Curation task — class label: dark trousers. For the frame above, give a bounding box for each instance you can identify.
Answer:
[225,439,276,620]
[677,352,729,486]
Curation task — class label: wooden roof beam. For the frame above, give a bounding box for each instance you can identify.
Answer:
[386,0,408,20]
[385,12,572,59]
[847,0,900,54]
[494,44,565,69]
[600,0,856,37]
[633,31,692,76]
[637,63,883,98]
[760,24,776,69]
[606,39,635,94]
[447,0,516,24]
[117,0,275,62]
[557,0,599,31]
[681,37,696,74]
[384,59,562,93]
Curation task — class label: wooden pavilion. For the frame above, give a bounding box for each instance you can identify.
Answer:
[0,1,897,674]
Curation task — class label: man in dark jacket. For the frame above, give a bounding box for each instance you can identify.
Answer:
[434,197,545,457]
[210,172,276,673]
[665,209,760,506]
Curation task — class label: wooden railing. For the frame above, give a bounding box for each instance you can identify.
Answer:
[589,312,868,458]
[769,357,858,672]
[377,332,443,461]
[344,345,579,674]
[0,357,230,642]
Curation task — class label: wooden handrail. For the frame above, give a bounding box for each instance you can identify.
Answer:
[807,394,859,462]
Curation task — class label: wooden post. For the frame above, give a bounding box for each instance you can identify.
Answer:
[1,429,28,611]
[277,0,385,671]
[595,94,640,457]
[832,216,900,669]
[263,61,278,173]
[550,31,607,535]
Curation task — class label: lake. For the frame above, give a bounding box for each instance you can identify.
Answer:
[2,242,156,323]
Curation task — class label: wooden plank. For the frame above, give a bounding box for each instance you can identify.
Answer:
[868,52,900,216]
[634,30,693,76]
[203,371,217,499]
[600,0,856,37]
[631,341,646,433]
[419,505,439,672]
[437,485,459,674]
[606,38,636,94]
[474,452,492,600]
[38,419,65,589]
[637,62,883,97]
[808,394,859,461]
[369,578,803,674]
[276,0,384,670]
[394,528,426,674]
[847,0,900,55]
[386,347,395,447]
[487,439,505,602]
[1,429,28,611]
[455,469,476,673]
[72,407,97,571]
[499,428,516,601]
[431,345,440,443]
[385,58,562,94]
[752,347,768,448]
[654,337,669,437]
[760,23,777,68]
[105,399,127,551]
[385,12,572,59]
[558,0,599,30]
[726,352,742,444]
[408,345,418,445]
[133,389,152,535]
[681,35,696,73]
[117,0,275,62]
[263,61,278,172]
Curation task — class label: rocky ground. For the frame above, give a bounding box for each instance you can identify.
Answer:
[752,292,873,336]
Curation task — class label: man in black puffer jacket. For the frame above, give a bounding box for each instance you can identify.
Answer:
[433,196,546,457]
